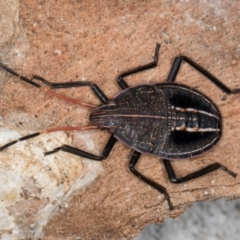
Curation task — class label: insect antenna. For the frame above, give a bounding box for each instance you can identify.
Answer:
[40,87,97,108]
[0,125,98,151]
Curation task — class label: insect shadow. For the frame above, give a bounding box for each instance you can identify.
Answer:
[0,44,239,210]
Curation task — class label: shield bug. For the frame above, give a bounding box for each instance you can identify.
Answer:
[0,44,239,210]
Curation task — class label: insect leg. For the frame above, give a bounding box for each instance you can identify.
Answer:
[0,126,98,151]
[0,62,41,88]
[0,62,108,104]
[129,151,173,210]
[162,159,237,184]
[45,135,117,161]
[32,75,108,104]
[0,124,117,160]
[167,56,240,94]
[117,43,160,90]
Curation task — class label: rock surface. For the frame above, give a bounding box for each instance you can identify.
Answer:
[0,0,239,239]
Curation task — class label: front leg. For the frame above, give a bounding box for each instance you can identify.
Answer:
[32,75,108,104]
[0,62,108,104]
[45,135,117,161]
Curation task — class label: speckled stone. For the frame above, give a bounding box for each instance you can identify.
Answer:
[0,0,239,239]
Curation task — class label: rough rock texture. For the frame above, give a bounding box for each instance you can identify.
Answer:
[135,199,240,240]
[0,0,240,239]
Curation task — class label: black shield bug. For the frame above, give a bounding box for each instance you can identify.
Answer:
[0,44,239,209]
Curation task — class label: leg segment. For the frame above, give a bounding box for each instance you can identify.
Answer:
[167,56,240,94]
[0,62,108,104]
[0,62,40,88]
[32,75,108,104]
[0,123,117,161]
[45,135,117,161]
[0,126,98,152]
[129,151,173,210]
[163,159,237,184]
[117,43,160,90]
